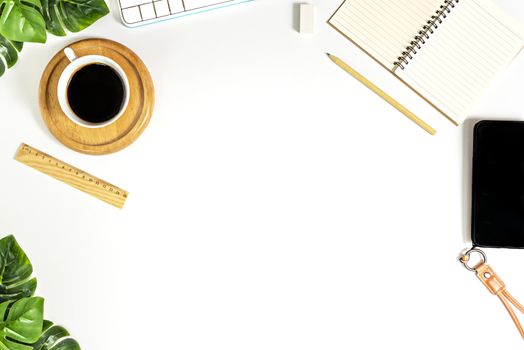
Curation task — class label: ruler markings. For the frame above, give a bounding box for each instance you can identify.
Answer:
[15,143,128,209]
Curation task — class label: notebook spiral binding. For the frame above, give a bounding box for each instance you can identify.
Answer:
[394,0,459,70]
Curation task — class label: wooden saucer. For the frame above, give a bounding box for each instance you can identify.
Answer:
[39,38,154,155]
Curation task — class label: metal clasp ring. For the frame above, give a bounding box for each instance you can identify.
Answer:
[460,248,487,272]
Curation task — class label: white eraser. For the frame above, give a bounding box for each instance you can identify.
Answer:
[299,3,315,34]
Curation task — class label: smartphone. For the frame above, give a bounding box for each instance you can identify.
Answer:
[472,120,524,248]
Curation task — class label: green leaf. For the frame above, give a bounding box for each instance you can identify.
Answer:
[0,35,21,68]
[10,40,22,51]
[0,0,46,42]
[39,0,64,35]
[40,0,108,36]
[22,0,42,10]
[32,321,81,350]
[0,236,81,349]
[0,31,22,78]
[0,235,37,303]
[0,297,44,350]
[0,0,108,78]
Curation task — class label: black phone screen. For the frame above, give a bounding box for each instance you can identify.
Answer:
[472,120,524,248]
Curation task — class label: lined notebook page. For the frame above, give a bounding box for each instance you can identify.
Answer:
[328,0,443,69]
[395,0,524,123]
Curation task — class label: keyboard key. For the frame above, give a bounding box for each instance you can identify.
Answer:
[168,0,184,14]
[184,0,223,11]
[154,0,170,16]
[120,0,150,9]
[119,0,251,26]
[122,6,142,23]
[140,3,156,20]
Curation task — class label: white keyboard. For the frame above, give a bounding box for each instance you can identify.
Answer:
[119,0,252,27]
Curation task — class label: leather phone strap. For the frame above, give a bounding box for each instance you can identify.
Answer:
[460,248,524,339]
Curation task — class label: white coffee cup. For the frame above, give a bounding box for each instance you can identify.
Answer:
[57,47,130,128]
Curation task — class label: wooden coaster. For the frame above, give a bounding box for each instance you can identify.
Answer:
[39,38,154,155]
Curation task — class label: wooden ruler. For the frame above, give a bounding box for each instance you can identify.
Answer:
[15,143,128,208]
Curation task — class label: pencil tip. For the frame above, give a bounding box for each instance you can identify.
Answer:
[326,52,331,56]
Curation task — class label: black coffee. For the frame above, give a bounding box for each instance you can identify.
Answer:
[67,64,125,124]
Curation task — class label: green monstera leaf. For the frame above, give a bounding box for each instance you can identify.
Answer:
[0,236,82,350]
[0,297,44,350]
[40,0,109,36]
[0,235,37,303]
[0,34,22,77]
[0,0,46,42]
[32,321,81,350]
[0,0,108,77]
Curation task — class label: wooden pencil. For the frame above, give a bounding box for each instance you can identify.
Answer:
[327,53,436,135]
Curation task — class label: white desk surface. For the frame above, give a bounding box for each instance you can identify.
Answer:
[0,0,523,348]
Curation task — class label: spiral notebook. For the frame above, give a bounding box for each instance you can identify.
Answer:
[329,0,524,125]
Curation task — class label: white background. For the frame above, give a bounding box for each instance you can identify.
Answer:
[0,0,523,348]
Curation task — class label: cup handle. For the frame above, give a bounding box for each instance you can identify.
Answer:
[64,47,77,62]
